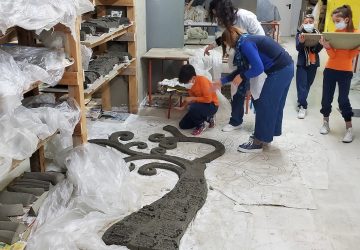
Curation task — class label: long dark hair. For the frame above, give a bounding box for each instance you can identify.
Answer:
[209,0,237,28]
[332,5,355,32]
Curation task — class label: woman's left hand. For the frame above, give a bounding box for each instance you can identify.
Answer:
[233,74,243,86]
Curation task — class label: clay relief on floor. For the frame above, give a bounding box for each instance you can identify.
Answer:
[89,125,225,250]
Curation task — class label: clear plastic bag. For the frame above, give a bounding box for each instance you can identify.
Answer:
[1,46,68,86]
[0,0,94,38]
[0,115,39,160]
[28,143,140,250]
[0,157,12,180]
[65,143,140,214]
[81,45,93,71]
[188,48,223,82]
[0,50,25,117]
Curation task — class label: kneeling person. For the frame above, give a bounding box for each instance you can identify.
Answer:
[178,64,219,136]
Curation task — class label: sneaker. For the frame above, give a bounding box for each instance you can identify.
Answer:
[297,107,307,119]
[320,121,330,135]
[208,116,215,128]
[222,124,241,132]
[237,140,263,153]
[192,123,207,136]
[342,128,353,143]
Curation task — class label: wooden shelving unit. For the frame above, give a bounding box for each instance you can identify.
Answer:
[81,23,133,48]
[0,19,87,180]
[84,0,138,113]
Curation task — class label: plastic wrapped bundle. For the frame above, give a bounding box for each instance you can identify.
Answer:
[1,46,70,86]
[27,144,140,250]
[0,50,26,117]
[0,0,94,38]
[0,96,81,160]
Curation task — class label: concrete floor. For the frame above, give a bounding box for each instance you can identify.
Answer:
[133,37,360,249]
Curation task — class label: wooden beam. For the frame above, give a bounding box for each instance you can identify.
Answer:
[95,0,134,7]
[101,83,112,111]
[16,27,36,46]
[120,66,136,75]
[30,147,45,172]
[128,75,138,114]
[115,32,135,42]
[59,72,82,86]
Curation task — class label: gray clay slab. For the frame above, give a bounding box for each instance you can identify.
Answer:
[353,109,360,117]
[7,186,45,196]
[0,230,15,245]
[0,191,37,206]
[322,32,360,49]
[22,172,65,185]
[0,204,24,217]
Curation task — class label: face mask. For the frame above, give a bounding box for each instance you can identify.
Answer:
[335,21,347,30]
[303,23,314,33]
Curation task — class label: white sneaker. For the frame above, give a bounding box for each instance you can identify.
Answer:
[320,121,330,135]
[297,107,307,119]
[222,124,241,132]
[342,128,353,143]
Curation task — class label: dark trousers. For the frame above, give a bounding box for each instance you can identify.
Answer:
[179,102,218,129]
[320,68,353,122]
[253,63,294,143]
[229,79,250,126]
[296,65,317,109]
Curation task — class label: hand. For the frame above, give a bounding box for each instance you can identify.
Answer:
[211,80,222,91]
[184,96,195,103]
[233,74,243,86]
[204,44,215,56]
[320,37,331,49]
[299,33,305,43]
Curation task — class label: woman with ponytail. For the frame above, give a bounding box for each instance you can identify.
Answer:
[214,27,294,153]
[319,5,359,143]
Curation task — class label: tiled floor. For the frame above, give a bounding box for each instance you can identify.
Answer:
[131,37,360,249]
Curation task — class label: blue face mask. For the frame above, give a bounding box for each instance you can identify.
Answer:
[303,23,314,33]
[335,21,347,30]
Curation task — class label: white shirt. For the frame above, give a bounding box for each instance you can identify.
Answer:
[234,9,265,35]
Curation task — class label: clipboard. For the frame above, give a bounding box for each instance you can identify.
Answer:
[302,33,321,47]
[323,32,360,50]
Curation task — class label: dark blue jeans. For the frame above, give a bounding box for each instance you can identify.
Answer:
[179,102,218,129]
[320,68,353,122]
[229,79,250,126]
[296,65,317,109]
[253,63,294,143]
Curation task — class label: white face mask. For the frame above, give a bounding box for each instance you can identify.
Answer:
[303,23,314,33]
[335,21,347,30]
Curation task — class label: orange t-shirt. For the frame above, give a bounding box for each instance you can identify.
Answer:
[325,29,360,72]
[188,76,219,106]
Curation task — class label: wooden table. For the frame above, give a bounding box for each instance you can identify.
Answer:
[142,48,191,106]
[261,22,280,43]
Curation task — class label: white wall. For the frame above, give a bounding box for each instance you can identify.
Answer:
[290,0,302,35]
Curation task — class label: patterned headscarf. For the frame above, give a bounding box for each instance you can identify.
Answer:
[233,33,250,72]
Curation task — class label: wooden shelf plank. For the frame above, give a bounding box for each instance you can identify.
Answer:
[10,132,58,171]
[81,23,134,48]
[95,0,134,6]
[84,58,135,96]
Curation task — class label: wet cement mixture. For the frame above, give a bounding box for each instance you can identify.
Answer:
[90,125,225,250]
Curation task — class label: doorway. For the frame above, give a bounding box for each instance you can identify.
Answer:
[270,0,293,36]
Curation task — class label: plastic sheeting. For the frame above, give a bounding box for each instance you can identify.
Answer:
[0,157,12,179]
[0,0,94,38]
[81,45,93,71]
[27,143,140,250]
[1,46,70,86]
[0,46,70,116]
[0,50,26,116]
[0,96,80,160]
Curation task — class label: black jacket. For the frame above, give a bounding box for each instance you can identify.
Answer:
[296,28,323,67]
